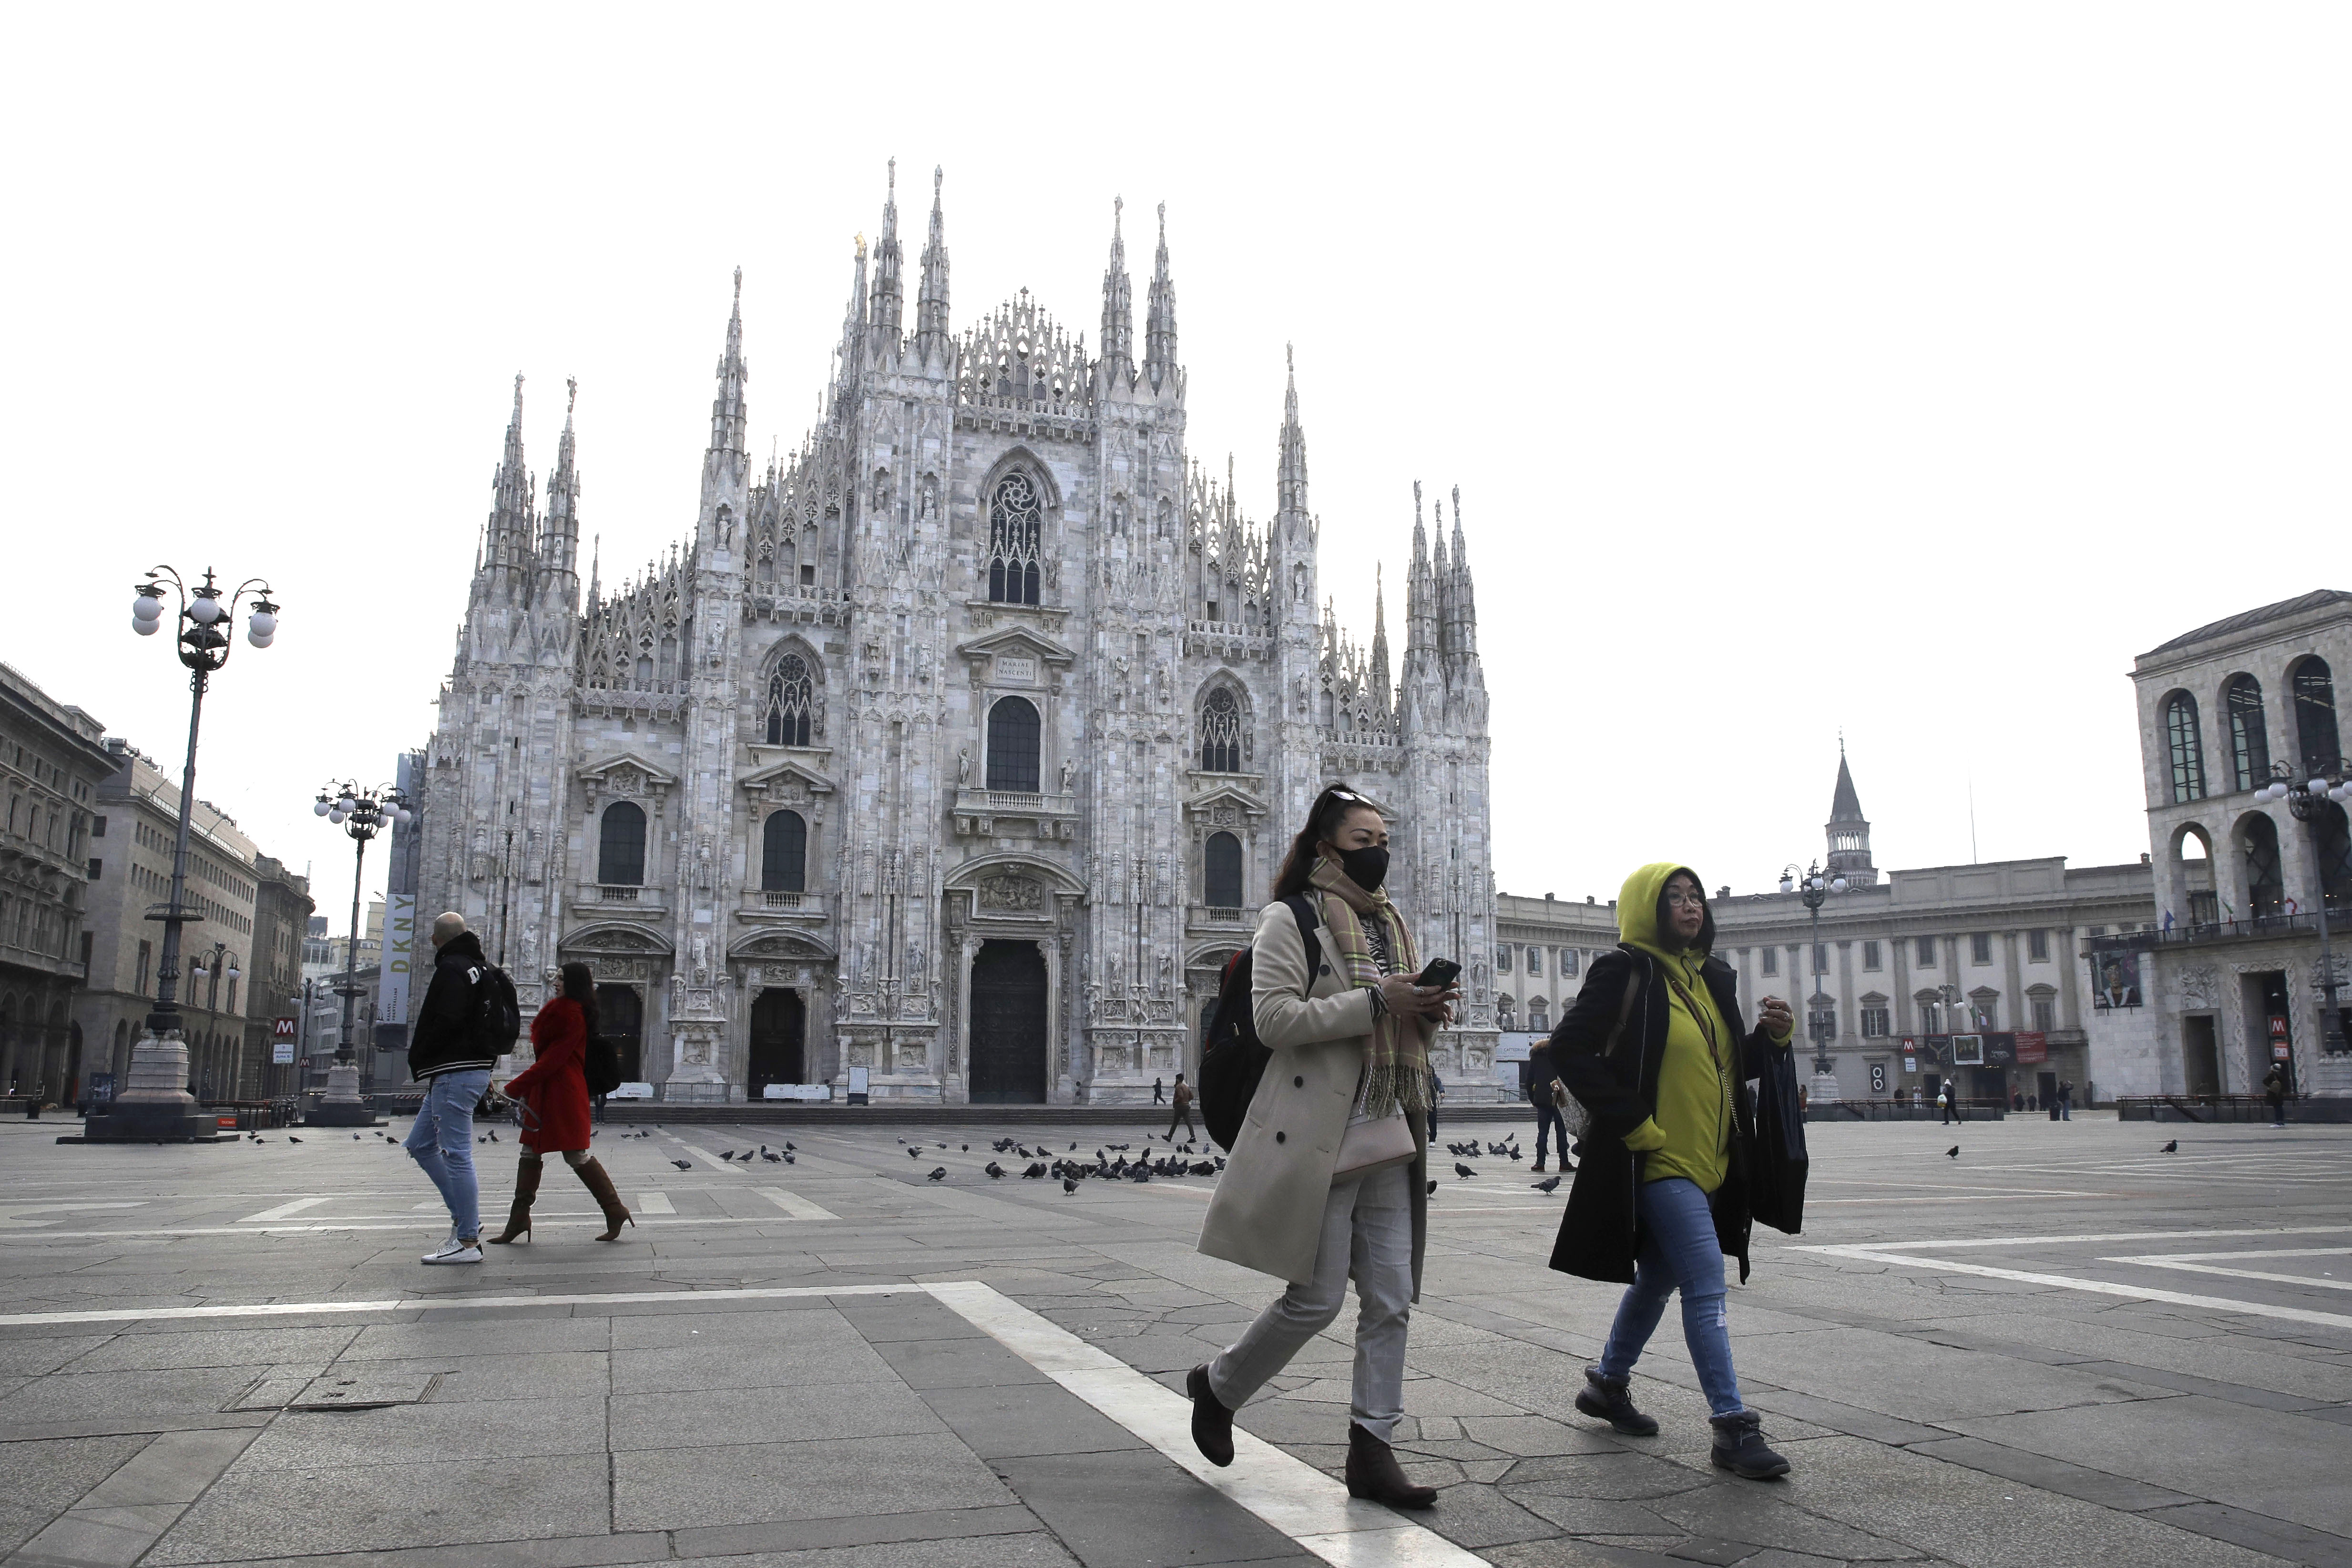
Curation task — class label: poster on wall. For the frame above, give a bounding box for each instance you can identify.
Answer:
[1951,1034,1985,1066]
[2014,1031,2048,1063]
[2092,950,2142,1009]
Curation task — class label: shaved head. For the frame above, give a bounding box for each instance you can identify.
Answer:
[430,912,467,947]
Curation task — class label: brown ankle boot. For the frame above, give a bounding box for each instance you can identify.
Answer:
[574,1157,633,1241]
[1345,1422,1435,1509]
[486,1156,542,1244]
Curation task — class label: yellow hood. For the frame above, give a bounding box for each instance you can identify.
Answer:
[1617,861,1714,962]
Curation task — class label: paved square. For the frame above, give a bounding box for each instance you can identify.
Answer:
[1,1113,2348,1568]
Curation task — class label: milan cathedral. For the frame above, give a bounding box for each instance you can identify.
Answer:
[416,165,1498,1104]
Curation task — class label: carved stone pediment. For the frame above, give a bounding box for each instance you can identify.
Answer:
[953,625,1077,672]
[1182,779,1269,827]
[561,922,673,956]
[739,757,838,805]
[976,873,1046,913]
[577,752,680,806]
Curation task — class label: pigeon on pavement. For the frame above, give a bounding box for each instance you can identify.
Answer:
[1532,1175,1562,1194]
[927,1166,948,1181]
[985,1161,1007,1179]
[287,1136,303,1144]
[1946,1146,1960,1158]
[1426,1179,1439,1195]
[671,1159,694,1170]
[1453,1162,1476,1179]
[2161,1139,2178,1153]
[1063,1178,1079,1193]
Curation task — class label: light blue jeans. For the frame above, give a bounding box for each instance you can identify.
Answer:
[405,1069,491,1240]
[1595,1176,1745,1417]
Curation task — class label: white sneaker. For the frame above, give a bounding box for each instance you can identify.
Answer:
[421,1236,482,1264]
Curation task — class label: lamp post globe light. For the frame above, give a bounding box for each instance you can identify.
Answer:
[308,781,412,1127]
[88,568,280,1143]
[2253,760,2351,1062]
[1779,860,1848,1105]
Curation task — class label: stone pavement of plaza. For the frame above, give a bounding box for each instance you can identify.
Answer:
[1,1113,2349,1568]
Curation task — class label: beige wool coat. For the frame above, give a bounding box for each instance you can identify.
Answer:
[1196,897,1432,1293]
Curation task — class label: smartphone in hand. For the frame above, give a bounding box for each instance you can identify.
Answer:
[1415,957,1462,991]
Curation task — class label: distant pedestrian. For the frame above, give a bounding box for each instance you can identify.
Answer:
[488,962,632,1245]
[404,913,499,1265]
[1154,1076,1166,1105]
[1167,1073,1197,1142]
[1527,1042,1571,1173]
[2011,1090,2025,1113]
[2059,1079,2075,1121]
[1938,1086,1954,1126]
[1192,784,1453,1509]
[1550,864,1796,1478]
[2263,1063,2289,1127]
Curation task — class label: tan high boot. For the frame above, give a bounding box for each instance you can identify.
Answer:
[486,1156,542,1245]
[574,1157,633,1241]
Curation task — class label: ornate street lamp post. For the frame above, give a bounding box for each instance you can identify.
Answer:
[308,781,410,1127]
[1780,860,1848,1103]
[88,568,279,1142]
[2253,761,2351,1058]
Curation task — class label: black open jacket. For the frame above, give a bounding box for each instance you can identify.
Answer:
[1544,945,1783,1285]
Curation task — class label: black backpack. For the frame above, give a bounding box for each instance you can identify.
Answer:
[471,963,522,1055]
[1198,895,1320,1151]
[583,1033,624,1097]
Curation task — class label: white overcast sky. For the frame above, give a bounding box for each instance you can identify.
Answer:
[5,5,2348,936]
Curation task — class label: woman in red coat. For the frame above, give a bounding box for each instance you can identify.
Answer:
[489,963,631,1243]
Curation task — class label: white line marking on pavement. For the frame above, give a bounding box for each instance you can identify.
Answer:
[237,1196,335,1223]
[2101,1249,2352,1291]
[2109,1246,2352,1261]
[927,1281,1488,1568]
[665,1133,747,1175]
[753,1186,839,1220]
[1799,1244,2352,1331]
[1788,1225,2352,1252]
[0,1282,928,1328]
[634,1192,676,1214]
[0,1202,147,1229]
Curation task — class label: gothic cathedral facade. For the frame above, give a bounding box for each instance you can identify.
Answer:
[417,168,1499,1104]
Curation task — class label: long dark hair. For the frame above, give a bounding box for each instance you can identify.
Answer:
[1273,784,1381,899]
[560,961,600,1041]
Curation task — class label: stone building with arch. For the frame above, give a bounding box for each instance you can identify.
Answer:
[2102,590,2352,1105]
[415,170,1497,1104]
[0,664,114,1104]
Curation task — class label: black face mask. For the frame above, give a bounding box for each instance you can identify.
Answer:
[1331,843,1389,893]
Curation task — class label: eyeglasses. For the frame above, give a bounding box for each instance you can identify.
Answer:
[1664,891,1707,909]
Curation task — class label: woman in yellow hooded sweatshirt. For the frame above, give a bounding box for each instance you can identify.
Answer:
[1545,864,1798,1479]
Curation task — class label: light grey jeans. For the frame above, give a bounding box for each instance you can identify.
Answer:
[1207,1162,1413,1442]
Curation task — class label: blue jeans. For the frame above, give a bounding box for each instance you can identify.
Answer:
[1533,1101,1569,1162]
[405,1069,491,1239]
[1596,1177,1744,1417]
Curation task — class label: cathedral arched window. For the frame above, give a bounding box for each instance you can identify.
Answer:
[986,697,1041,792]
[2294,656,2341,776]
[765,654,813,747]
[598,801,646,887]
[1204,831,1243,909]
[986,472,1043,605]
[762,810,807,892]
[1197,687,1244,773]
[2164,691,2206,803]
[2227,674,2270,792]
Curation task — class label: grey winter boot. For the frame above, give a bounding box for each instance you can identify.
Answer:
[1708,1412,1791,1478]
[1573,1368,1659,1436]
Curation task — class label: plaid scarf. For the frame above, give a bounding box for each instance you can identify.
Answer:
[1309,856,1429,1117]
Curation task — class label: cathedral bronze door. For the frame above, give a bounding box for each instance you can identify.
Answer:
[748,989,806,1097]
[594,985,643,1082]
[969,940,1048,1104]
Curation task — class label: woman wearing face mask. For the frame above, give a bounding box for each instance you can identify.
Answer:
[1547,864,1798,1479]
[1190,785,1457,1508]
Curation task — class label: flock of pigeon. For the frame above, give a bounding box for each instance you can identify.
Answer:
[1440,1137,1577,1192]
[889,1135,1227,1192]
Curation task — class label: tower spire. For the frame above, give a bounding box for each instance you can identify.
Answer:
[915,164,950,363]
[1144,201,1178,393]
[537,376,582,597]
[1277,343,1308,517]
[1405,480,1435,661]
[1370,563,1392,717]
[1100,195,1133,385]
[1448,483,1476,659]
[1826,749,1877,884]
[869,159,903,346]
[481,373,533,593]
[710,269,747,455]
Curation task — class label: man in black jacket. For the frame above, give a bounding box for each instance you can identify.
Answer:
[403,912,499,1264]
[1526,1042,1574,1174]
